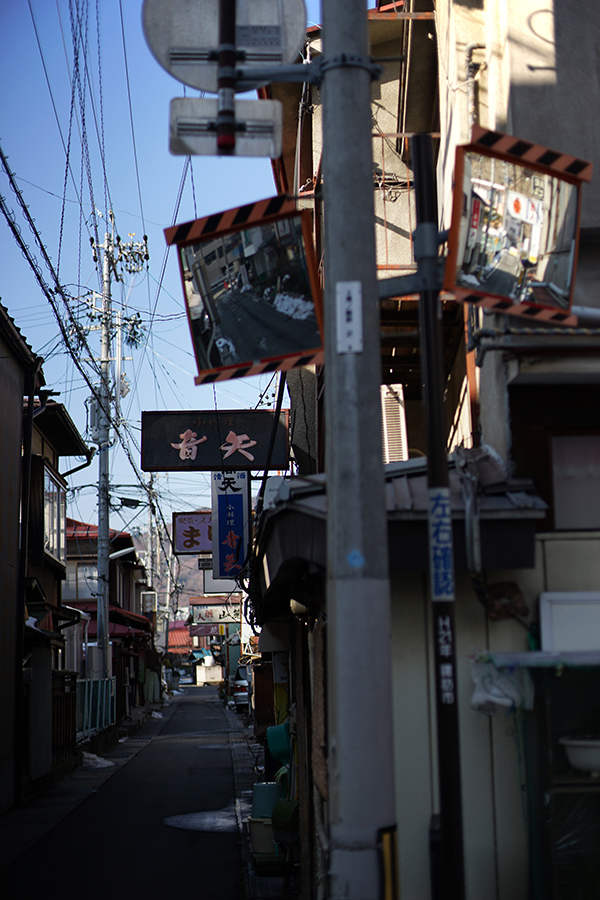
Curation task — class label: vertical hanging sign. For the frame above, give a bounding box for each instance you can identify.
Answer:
[211,471,250,580]
[428,487,455,602]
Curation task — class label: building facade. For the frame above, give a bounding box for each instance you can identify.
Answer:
[248,3,600,899]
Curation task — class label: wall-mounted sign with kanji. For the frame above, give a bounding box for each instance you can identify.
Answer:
[192,604,241,624]
[141,409,289,472]
[211,471,250,580]
[190,624,219,637]
[172,511,212,555]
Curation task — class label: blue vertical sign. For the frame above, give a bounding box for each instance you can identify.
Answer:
[211,471,249,579]
[428,487,455,602]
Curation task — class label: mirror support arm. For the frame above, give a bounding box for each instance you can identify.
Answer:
[378,228,447,300]
[235,54,387,90]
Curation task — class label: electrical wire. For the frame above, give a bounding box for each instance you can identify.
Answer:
[1,149,178,581]
[118,0,146,234]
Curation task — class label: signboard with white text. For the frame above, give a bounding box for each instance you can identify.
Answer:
[141,409,289,472]
[190,624,220,637]
[211,471,250,579]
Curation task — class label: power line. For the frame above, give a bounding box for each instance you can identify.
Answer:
[118,0,146,234]
[0,149,176,574]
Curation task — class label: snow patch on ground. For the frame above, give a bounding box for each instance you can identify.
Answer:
[163,800,238,833]
[152,711,164,719]
[274,292,314,321]
[81,752,115,769]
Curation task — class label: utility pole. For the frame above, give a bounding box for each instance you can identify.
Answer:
[95,225,113,680]
[321,2,397,897]
[148,473,156,590]
[412,134,465,900]
[90,217,149,679]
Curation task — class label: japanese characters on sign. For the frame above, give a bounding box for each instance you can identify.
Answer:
[211,471,250,580]
[192,604,241,624]
[172,511,212,555]
[428,487,455,602]
[430,486,456,708]
[335,281,364,354]
[436,615,456,706]
[141,409,289,472]
[190,624,219,637]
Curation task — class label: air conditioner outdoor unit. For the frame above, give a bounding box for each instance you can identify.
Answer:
[381,384,408,464]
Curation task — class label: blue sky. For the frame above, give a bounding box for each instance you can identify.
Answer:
[0,0,323,533]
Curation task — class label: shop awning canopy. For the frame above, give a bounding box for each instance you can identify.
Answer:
[86,621,149,638]
[253,447,547,623]
[68,601,153,634]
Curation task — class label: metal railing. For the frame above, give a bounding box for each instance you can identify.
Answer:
[76,677,116,742]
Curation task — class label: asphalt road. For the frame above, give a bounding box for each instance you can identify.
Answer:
[217,291,321,361]
[2,687,247,900]
[478,249,521,297]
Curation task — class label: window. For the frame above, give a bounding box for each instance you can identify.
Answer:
[509,384,600,531]
[44,467,66,564]
[62,561,99,600]
[552,435,600,530]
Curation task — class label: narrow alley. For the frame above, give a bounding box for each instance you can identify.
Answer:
[0,687,275,900]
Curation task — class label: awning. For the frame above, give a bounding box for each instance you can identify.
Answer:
[26,583,82,632]
[253,447,547,620]
[68,601,153,632]
[86,621,149,638]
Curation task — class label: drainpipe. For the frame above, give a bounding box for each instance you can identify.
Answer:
[62,448,96,479]
[466,43,486,134]
[14,356,43,804]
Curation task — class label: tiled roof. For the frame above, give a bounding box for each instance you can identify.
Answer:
[66,518,131,541]
[168,627,192,649]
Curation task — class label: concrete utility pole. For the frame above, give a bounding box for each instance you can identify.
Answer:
[96,227,113,680]
[148,473,156,589]
[91,218,148,679]
[321,2,397,897]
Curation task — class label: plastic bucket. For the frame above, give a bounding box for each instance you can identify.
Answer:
[267,721,291,763]
[252,782,283,818]
[248,816,276,855]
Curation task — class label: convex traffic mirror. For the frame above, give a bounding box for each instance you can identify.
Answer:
[165,196,324,384]
[445,127,592,324]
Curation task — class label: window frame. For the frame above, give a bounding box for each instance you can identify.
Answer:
[43,463,67,565]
